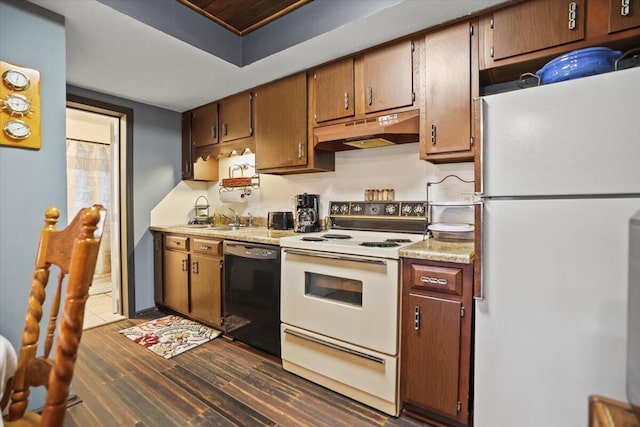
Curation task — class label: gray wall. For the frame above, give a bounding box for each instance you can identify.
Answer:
[0,0,180,355]
[67,86,182,313]
[0,0,66,410]
[0,0,67,342]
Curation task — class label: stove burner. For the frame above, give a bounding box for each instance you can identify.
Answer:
[301,236,326,242]
[385,238,412,243]
[322,233,352,239]
[359,241,400,247]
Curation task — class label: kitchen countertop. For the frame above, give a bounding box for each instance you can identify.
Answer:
[150,225,475,263]
[400,238,475,264]
[149,225,297,245]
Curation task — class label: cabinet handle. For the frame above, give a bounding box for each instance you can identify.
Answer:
[344,91,349,110]
[568,1,577,30]
[414,306,420,330]
[223,123,228,136]
[283,328,385,365]
[199,245,210,250]
[211,126,217,139]
[181,259,188,271]
[297,143,304,159]
[192,261,199,275]
[421,276,448,285]
[367,86,373,106]
[184,161,190,173]
[431,124,437,145]
[621,0,631,16]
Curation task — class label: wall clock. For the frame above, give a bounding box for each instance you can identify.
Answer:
[0,61,41,150]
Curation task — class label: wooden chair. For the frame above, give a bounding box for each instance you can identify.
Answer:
[2,204,106,427]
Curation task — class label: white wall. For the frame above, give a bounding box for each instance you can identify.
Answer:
[150,142,474,225]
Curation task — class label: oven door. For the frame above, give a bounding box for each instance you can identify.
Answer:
[281,248,399,355]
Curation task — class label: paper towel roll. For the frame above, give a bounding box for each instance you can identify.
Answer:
[220,191,247,203]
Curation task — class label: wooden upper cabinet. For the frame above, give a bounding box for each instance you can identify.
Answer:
[421,21,474,162]
[191,102,219,148]
[490,0,586,61]
[181,111,193,180]
[363,39,414,114]
[609,0,640,33]
[313,58,355,123]
[219,91,253,143]
[255,73,308,171]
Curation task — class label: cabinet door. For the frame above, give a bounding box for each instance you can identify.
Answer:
[255,73,308,170]
[363,39,414,114]
[219,91,252,143]
[313,58,355,123]
[491,0,586,61]
[164,250,189,313]
[404,293,462,420]
[153,233,164,306]
[609,0,640,33]
[181,112,193,180]
[190,253,222,326]
[423,22,472,157]
[191,102,218,148]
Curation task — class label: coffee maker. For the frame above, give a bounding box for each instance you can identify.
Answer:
[294,193,320,233]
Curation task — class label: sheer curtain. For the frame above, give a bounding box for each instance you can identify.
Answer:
[66,139,111,276]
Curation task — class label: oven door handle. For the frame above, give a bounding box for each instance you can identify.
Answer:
[283,328,386,365]
[283,249,387,265]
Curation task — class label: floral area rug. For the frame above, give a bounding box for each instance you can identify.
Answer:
[119,315,221,359]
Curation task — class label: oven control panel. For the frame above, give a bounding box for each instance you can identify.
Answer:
[329,201,426,217]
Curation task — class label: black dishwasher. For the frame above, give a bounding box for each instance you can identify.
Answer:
[223,241,281,356]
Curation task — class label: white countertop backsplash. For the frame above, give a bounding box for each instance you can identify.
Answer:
[150,143,474,226]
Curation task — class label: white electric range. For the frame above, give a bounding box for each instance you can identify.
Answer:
[279,200,426,416]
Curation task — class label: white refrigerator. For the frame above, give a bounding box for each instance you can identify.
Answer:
[475,66,640,427]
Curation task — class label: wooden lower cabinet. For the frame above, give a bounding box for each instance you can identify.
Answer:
[189,239,223,326]
[401,258,474,426]
[157,233,224,330]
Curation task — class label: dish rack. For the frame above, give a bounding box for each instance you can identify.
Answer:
[426,174,478,240]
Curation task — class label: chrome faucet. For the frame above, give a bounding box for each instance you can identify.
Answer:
[227,207,240,226]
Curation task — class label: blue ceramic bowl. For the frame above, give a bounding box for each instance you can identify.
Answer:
[536,47,621,84]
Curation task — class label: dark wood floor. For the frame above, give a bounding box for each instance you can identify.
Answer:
[65,314,433,427]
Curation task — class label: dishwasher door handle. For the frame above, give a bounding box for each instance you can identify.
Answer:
[283,328,385,365]
[283,249,387,265]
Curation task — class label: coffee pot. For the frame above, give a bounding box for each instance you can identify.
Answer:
[294,193,320,233]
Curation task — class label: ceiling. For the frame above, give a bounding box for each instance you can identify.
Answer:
[176,0,313,35]
[26,0,507,113]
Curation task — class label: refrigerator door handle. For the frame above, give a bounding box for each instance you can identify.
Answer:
[474,200,485,300]
[479,98,485,197]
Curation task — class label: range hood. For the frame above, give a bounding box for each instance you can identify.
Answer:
[314,109,420,151]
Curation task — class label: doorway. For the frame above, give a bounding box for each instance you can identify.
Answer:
[65,97,134,328]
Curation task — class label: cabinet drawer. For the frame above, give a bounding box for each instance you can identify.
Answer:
[410,264,462,295]
[165,235,189,251]
[192,238,222,255]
